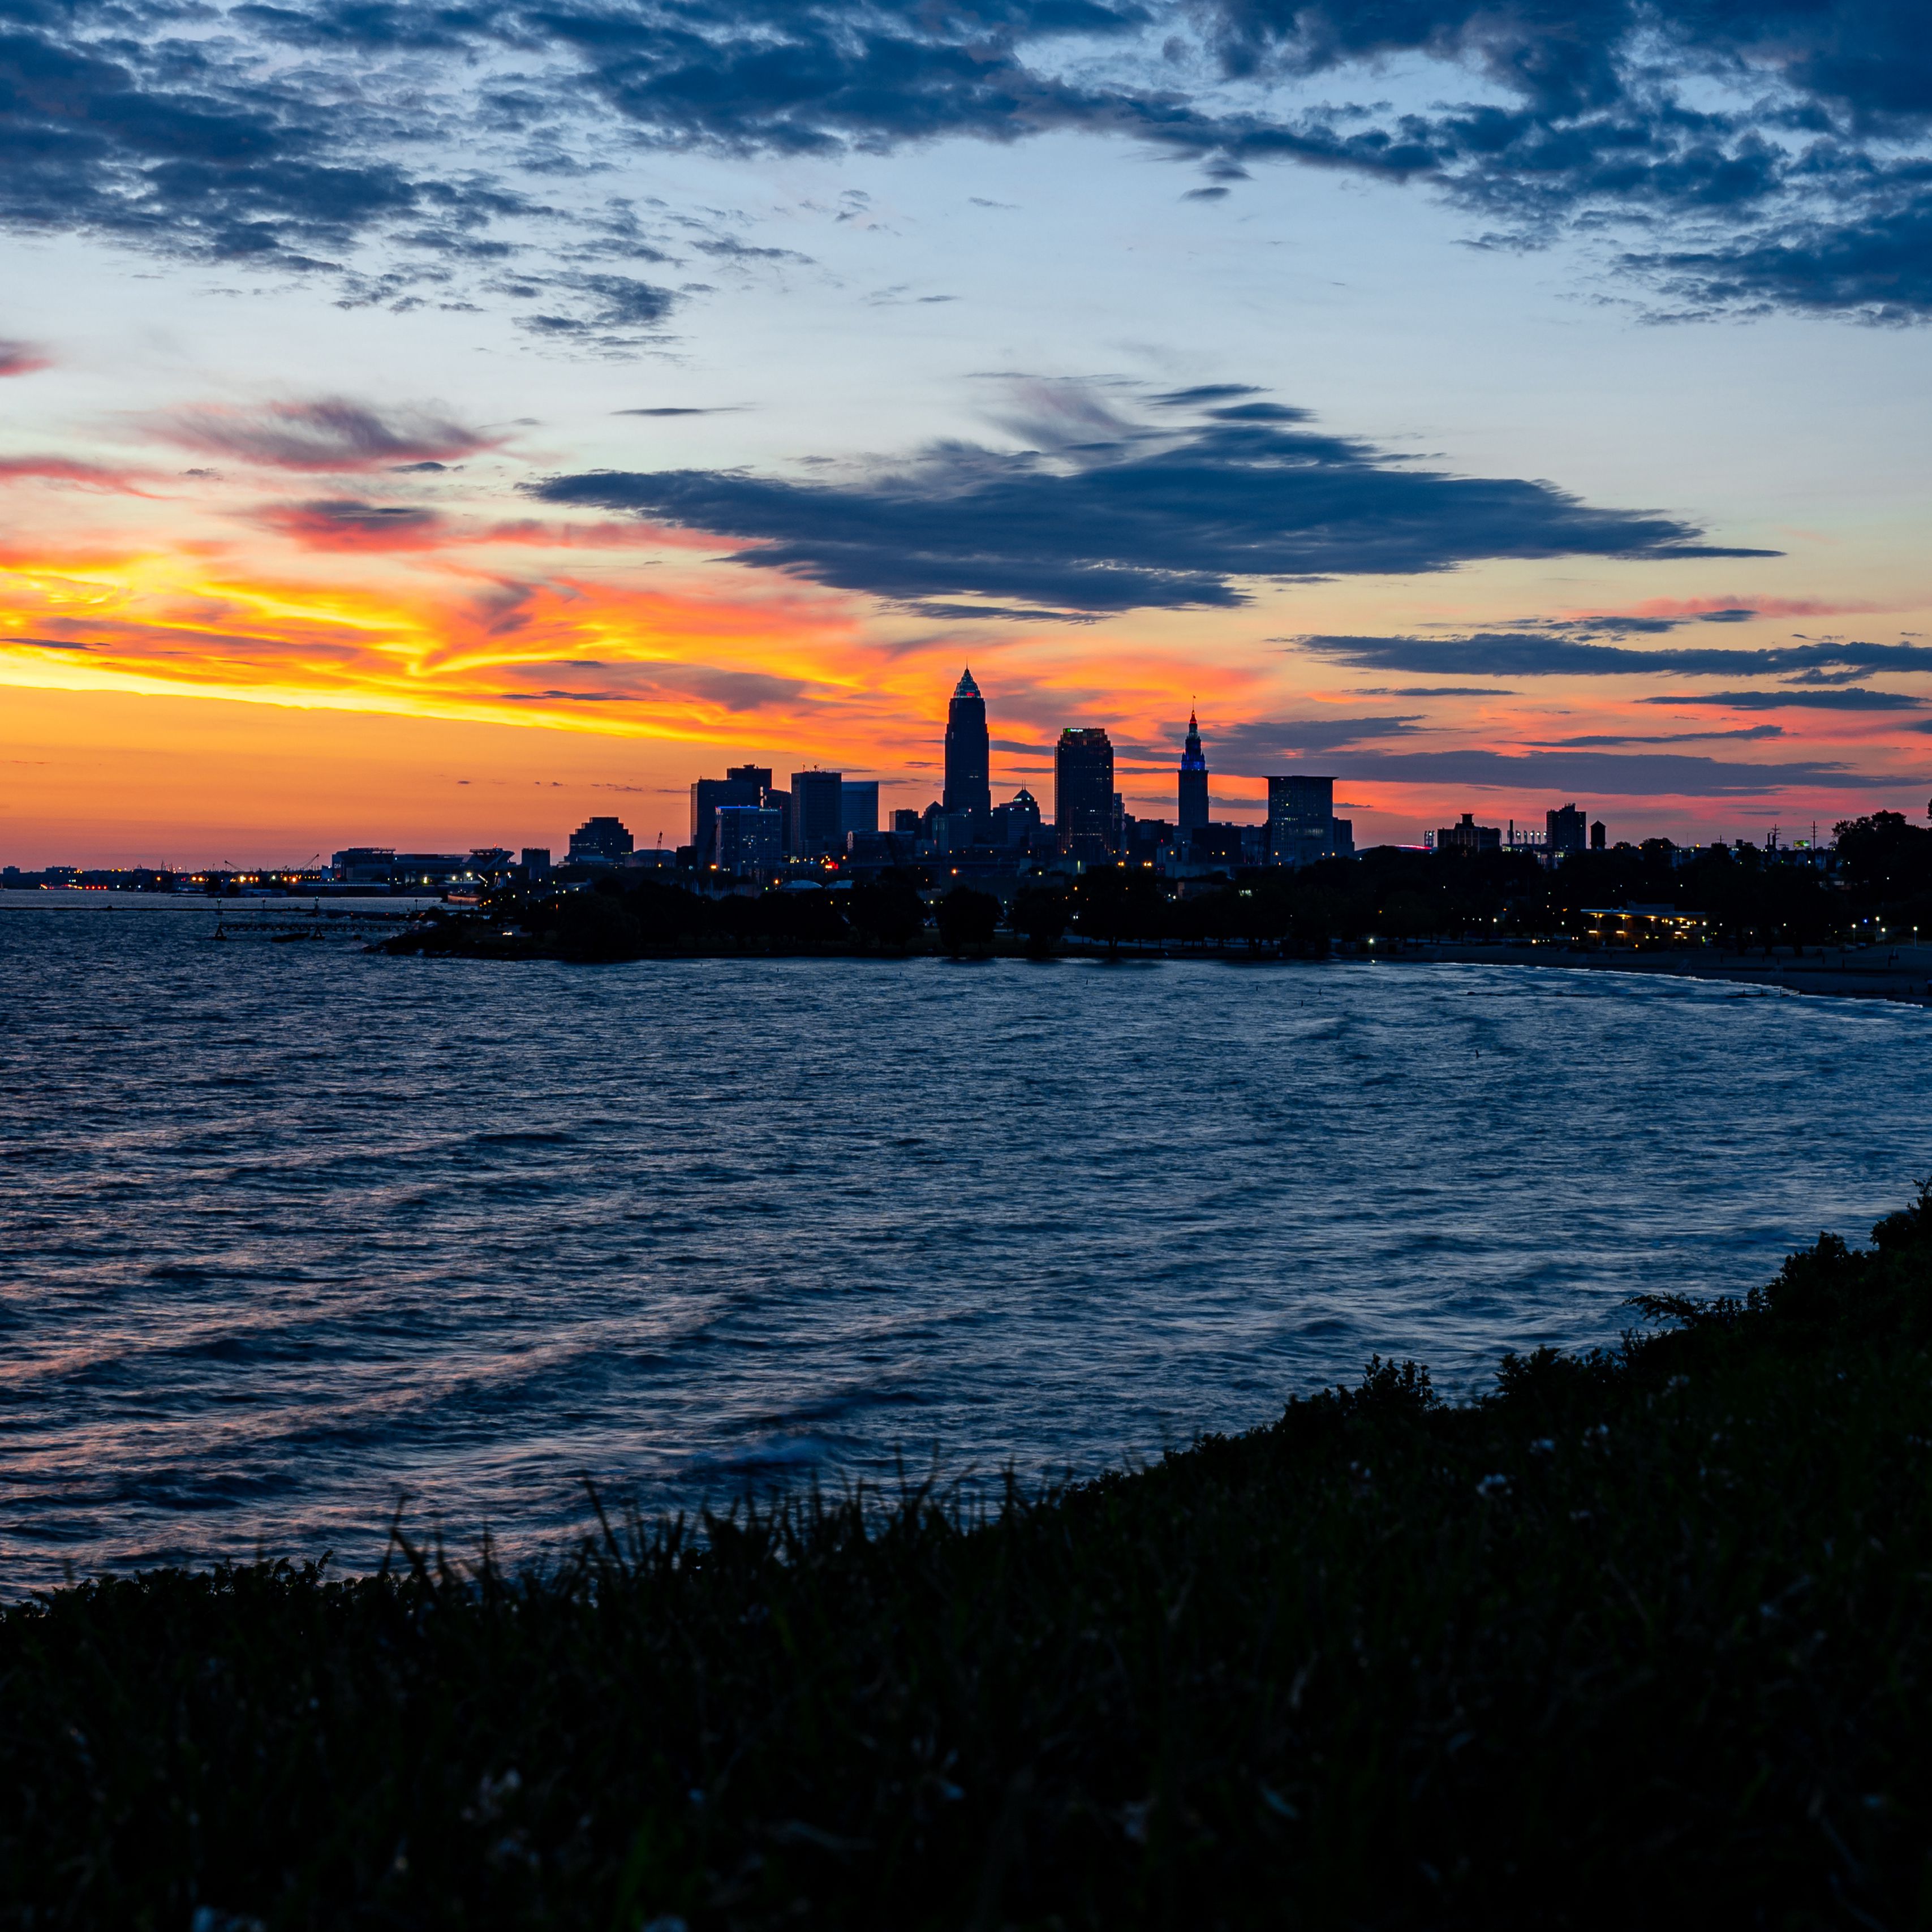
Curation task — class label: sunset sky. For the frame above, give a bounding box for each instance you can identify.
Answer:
[3,0,1930,865]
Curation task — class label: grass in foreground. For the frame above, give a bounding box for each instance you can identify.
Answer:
[9,1195,1932,1930]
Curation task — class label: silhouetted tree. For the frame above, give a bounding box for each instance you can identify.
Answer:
[936,885,1000,957]
[545,890,643,961]
[847,875,926,950]
[1010,885,1069,958]
[1836,812,1932,909]
[1071,867,1166,953]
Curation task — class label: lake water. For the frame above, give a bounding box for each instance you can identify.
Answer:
[4,894,1929,1590]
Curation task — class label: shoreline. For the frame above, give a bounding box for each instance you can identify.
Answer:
[7,1193,1932,1923]
[375,918,1932,1005]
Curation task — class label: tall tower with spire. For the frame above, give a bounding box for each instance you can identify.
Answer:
[944,666,991,824]
[1178,709,1210,833]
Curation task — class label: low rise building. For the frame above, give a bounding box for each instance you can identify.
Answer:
[332,847,397,885]
[1432,813,1501,855]
[567,817,634,867]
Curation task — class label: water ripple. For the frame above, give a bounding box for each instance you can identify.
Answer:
[2,900,1929,1589]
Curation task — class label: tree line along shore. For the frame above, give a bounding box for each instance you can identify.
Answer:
[378,809,1932,968]
[7,1189,1932,1927]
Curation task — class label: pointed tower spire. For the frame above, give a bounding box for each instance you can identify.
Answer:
[1178,705,1210,834]
[944,665,991,823]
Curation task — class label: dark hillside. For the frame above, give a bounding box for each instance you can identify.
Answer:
[10,1192,1932,1929]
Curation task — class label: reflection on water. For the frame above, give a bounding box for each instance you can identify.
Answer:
[3,897,1928,1588]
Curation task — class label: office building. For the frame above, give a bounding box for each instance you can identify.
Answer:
[1267,774,1335,867]
[1435,812,1501,855]
[715,805,785,875]
[1548,802,1588,855]
[521,847,552,881]
[891,807,923,836]
[789,770,845,857]
[1054,728,1115,862]
[934,812,976,853]
[846,827,917,864]
[332,847,396,885]
[840,781,880,839]
[991,788,1042,847]
[690,764,772,865]
[393,853,475,887]
[944,668,991,825]
[1178,711,1210,834]
[567,816,634,866]
[1331,819,1355,858]
[1188,824,1246,867]
[1122,815,1172,866]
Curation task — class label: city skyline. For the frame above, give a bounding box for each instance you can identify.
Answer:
[3,0,1931,863]
[2,665,1911,872]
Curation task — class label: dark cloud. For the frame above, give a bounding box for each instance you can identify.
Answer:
[1299,633,1932,679]
[1356,685,1517,696]
[0,17,500,270]
[1327,748,1904,798]
[615,406,735,416]
[0,0,1927,319]
[1207,716,1428,765]
[500,689,635,703]
[1639,688,1929,711]
[1151,384,1264,407]
[1627,182,1932,323]
[528,391,1765,614]
[248,497,449,549]
[907,601,1101,624]
[510,272,680,339]
[0,339,51,377]
[1539,726,1788,746]
[149,398,500,471]
[500,660,807,710]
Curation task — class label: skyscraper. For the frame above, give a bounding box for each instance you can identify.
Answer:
[944,668,991,826]
[690,764,771,864]
[788,770,845,857]
[1055,728,1115,862]
[714,805,785,875]
[839,781,880,840]
[1547,802,1587,854]
[1267,774,1335,867]
[1178,709,1209,833]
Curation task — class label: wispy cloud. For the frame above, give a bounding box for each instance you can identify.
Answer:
[0,341,51,378]
[148,399,504,473]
